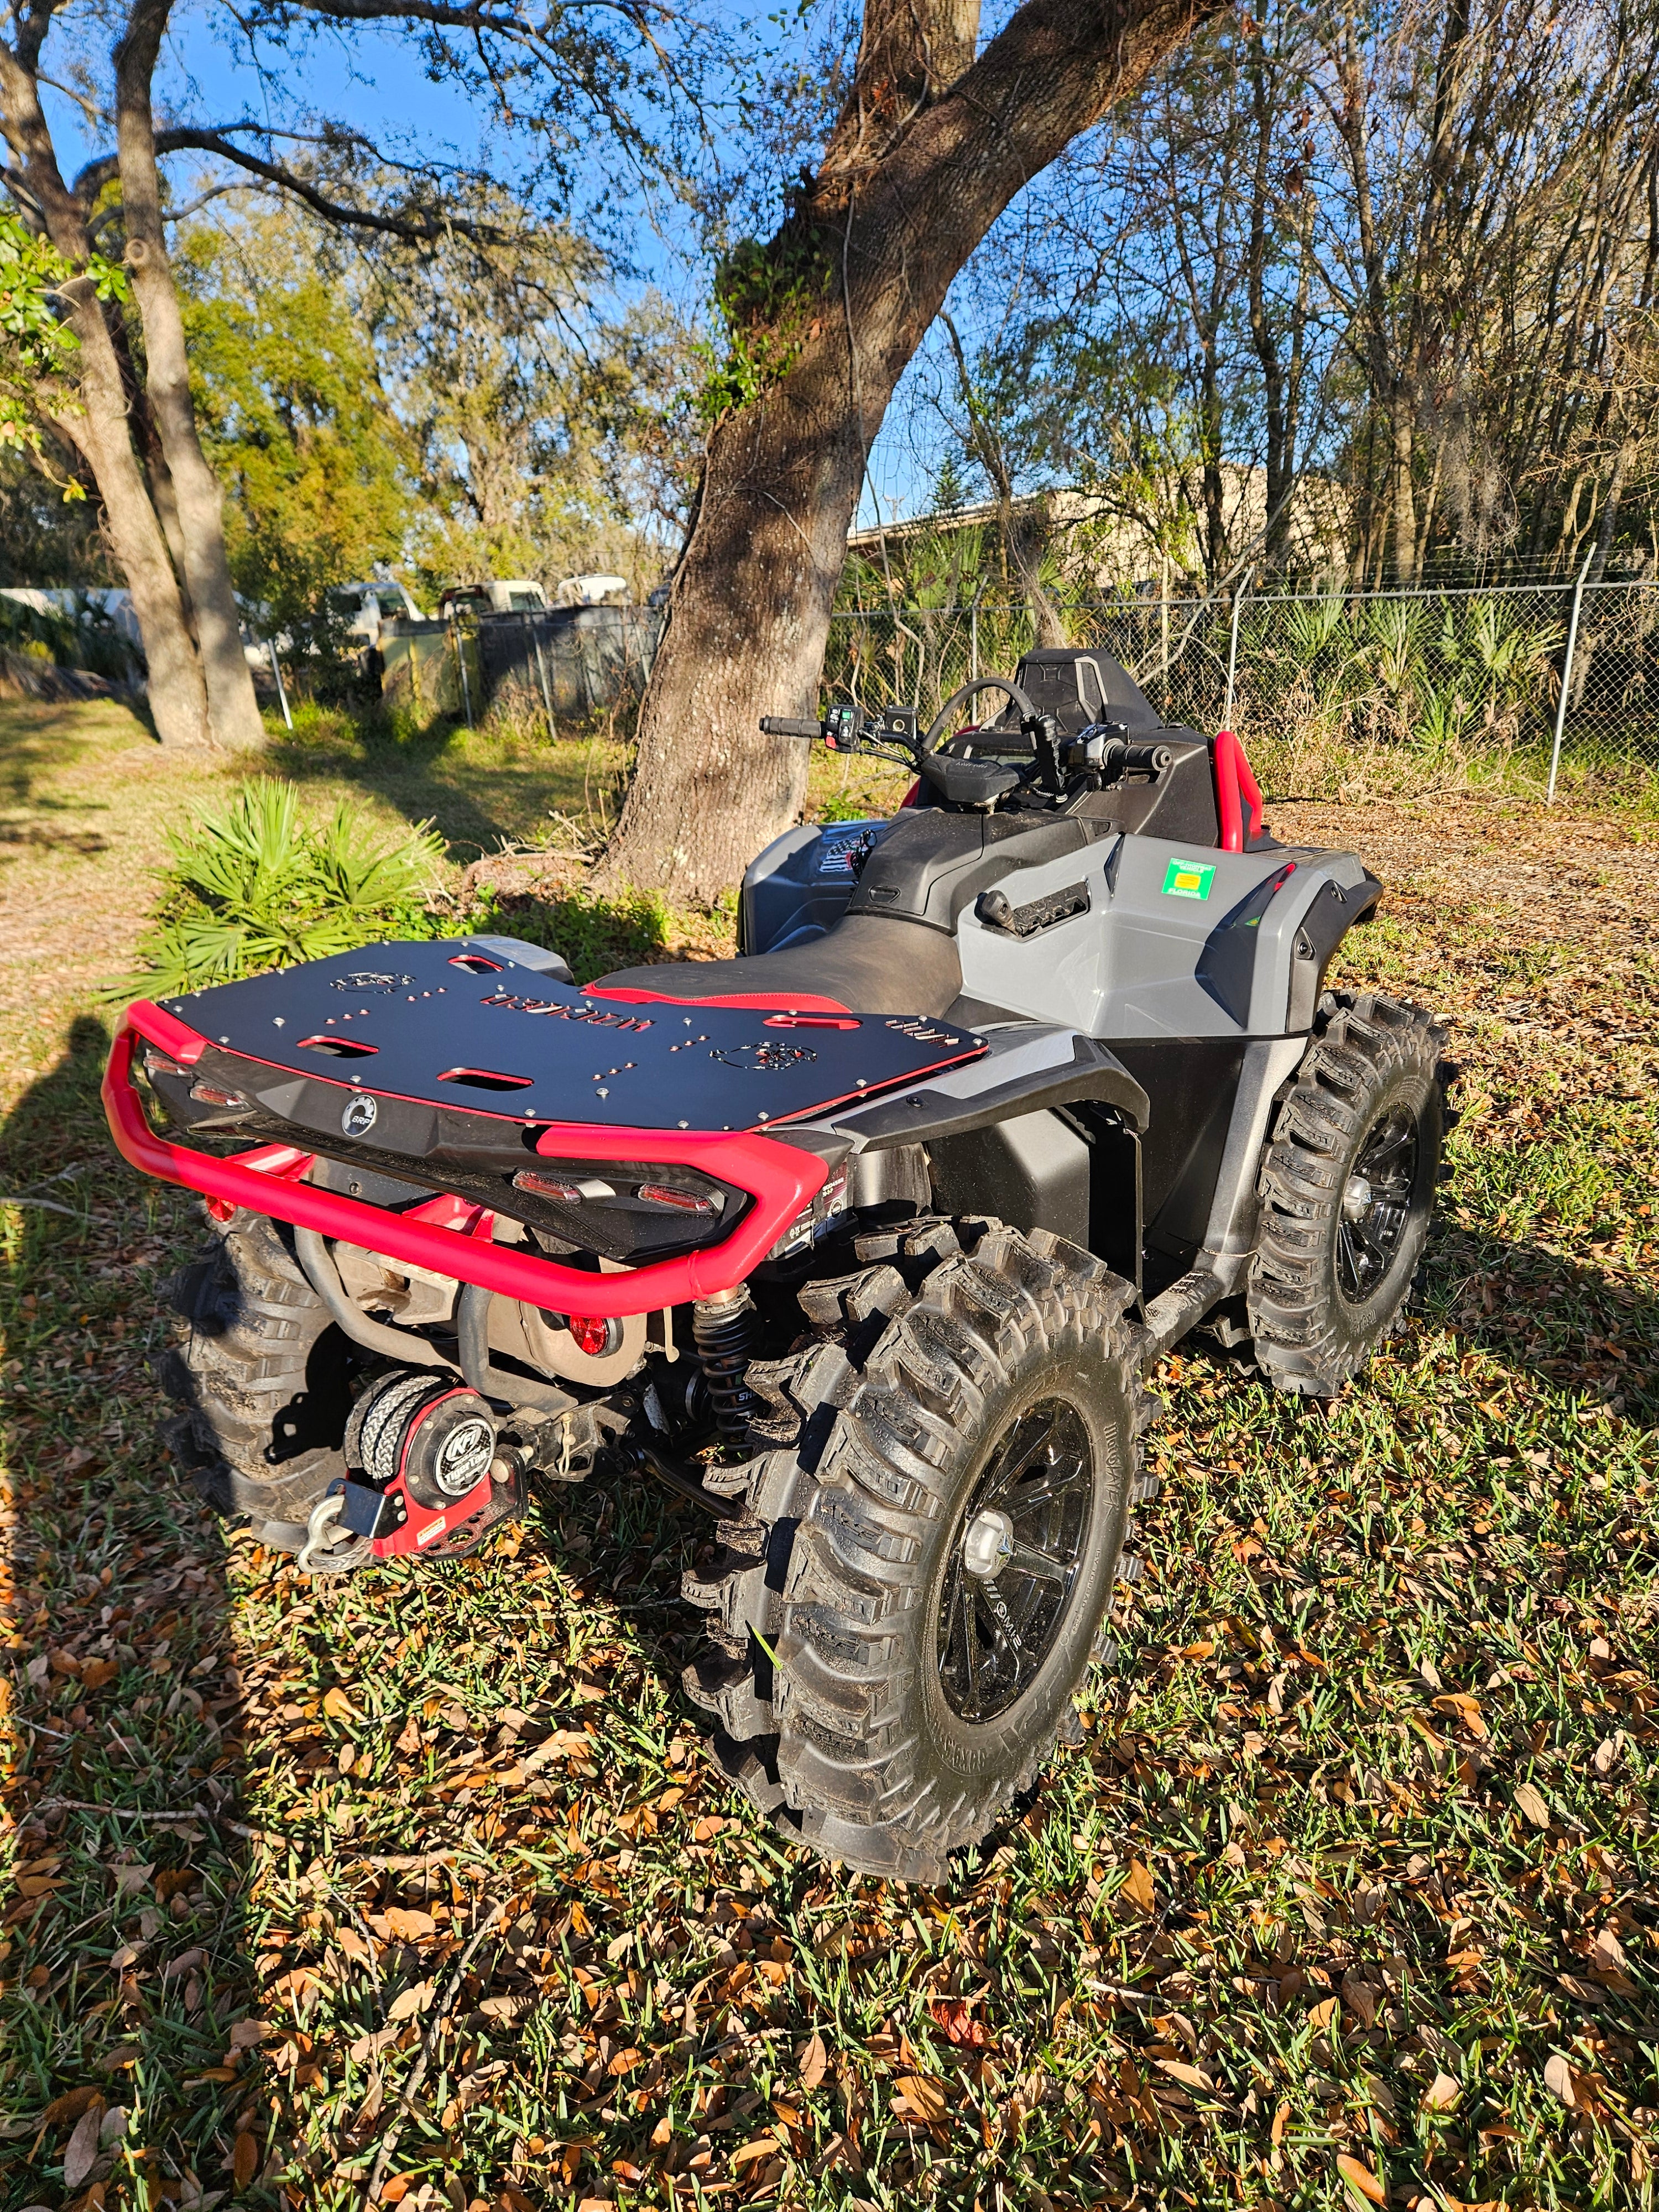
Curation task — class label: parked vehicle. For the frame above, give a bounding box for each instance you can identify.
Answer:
[550,573,630,608]
[105,646,1446,1881]
[330,580,426,647]
[437,580,549,618]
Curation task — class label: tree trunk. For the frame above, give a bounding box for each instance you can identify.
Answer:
[115,0,265,749]
[602,0,1228,901]
[46,296,211,749]
[1390,408,1417,583]
[0,49,211,746]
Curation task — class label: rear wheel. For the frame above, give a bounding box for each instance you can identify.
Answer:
[158,1212,355,1532]
[1247,991,1447,1397]
[681,1218,1154,1882]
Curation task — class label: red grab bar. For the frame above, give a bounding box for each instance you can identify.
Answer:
[102,1004,827,1318]
[1213,728,1265,854]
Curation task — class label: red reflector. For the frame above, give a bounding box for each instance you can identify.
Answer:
[514,1170,586,1202]
[569,1314,612,1357]
[637,1182,717,1214]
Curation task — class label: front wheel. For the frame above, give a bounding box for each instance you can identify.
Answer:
[1247,990,1447,1397]
[681,1219,1154,1883]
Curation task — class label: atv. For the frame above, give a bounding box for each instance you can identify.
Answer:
[104,646,1447,1882]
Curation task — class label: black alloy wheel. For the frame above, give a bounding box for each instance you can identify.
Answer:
[937,1400,1096,1722]
[1249,990,1448,1397]
[1335,1106,1421,1303]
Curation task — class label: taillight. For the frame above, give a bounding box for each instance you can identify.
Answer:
[636,1182,720,1214]
[143,1050,186,1079]
[513,1170,614,1202]
[189,1080,250,1110]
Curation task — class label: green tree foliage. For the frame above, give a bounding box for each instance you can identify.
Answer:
[366,199,698,598]
[179,211,412,628]
[0,211,127,489]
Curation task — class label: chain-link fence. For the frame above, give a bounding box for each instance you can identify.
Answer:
[365,605,662,729]
[824,580,1659,797]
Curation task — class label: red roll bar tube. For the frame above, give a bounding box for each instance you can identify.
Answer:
[1213,727,1266,854]
[102,1003,828,1318]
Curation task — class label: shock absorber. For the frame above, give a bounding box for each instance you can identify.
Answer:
[692,1285,761,1442]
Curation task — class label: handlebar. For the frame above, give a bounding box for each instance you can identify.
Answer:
[758,716,823,738]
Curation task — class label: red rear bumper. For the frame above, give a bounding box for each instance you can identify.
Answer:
[103,1003,828,1318]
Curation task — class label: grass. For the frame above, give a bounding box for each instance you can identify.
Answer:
[1,704,1656,2211]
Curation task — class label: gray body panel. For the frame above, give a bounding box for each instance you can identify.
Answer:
[744,820,1368,1040]
[745,804,1376,1324]
[955,834,1369,1039]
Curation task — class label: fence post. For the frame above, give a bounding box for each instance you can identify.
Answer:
[1547,551,1595,804]
[453,621,472,726]
[527,611,557,738]
[970,601,978,683]
[1223,575,1248,727]
[267,639,291,730]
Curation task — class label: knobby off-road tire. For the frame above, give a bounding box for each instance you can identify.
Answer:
[157,1211,354,1530]
[682,1218,1156,1884]
[1247,990,1448,1399]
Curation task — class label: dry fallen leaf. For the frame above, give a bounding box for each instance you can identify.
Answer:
[1422,2071,1462,2111]
[1308,1997,1340,2031]
[35,2085,103,2133]
[798,2033,828,2089]
[1432,1691,1488,1738]
[1155,2059,1211,2090]
[383,1907,436,1942]
[386,1980,434,2022]
[322,1685,360,1723]
[62,2099,107,2189]
[1543,2053,1577,2107]
[1120,1859,1157,1914]
[233,2132,260,2188]
[1512,1781,1552,1828]
[894,2073,950,2123]
[731,2135,778,2169]
[1336,2152,1387,2207]
[1594,1928,1628,1972]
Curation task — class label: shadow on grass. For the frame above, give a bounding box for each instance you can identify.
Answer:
[1,1015,272,2205]
[1421,1215,1658,1427]
[0,698,156,862]
[263,707,632,864]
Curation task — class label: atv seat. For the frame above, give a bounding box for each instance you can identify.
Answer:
[591,912,963,1019]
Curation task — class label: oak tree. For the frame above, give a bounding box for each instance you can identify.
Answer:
[601,0,1229,901]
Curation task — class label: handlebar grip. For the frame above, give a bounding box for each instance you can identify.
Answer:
[758,716,822,738]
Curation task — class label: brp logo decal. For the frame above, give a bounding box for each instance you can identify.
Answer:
[341,1094,379,1136]
[331,970,415,993]
[712,1042,818,1072]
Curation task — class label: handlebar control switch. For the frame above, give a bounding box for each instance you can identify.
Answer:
[823,703,859,750]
